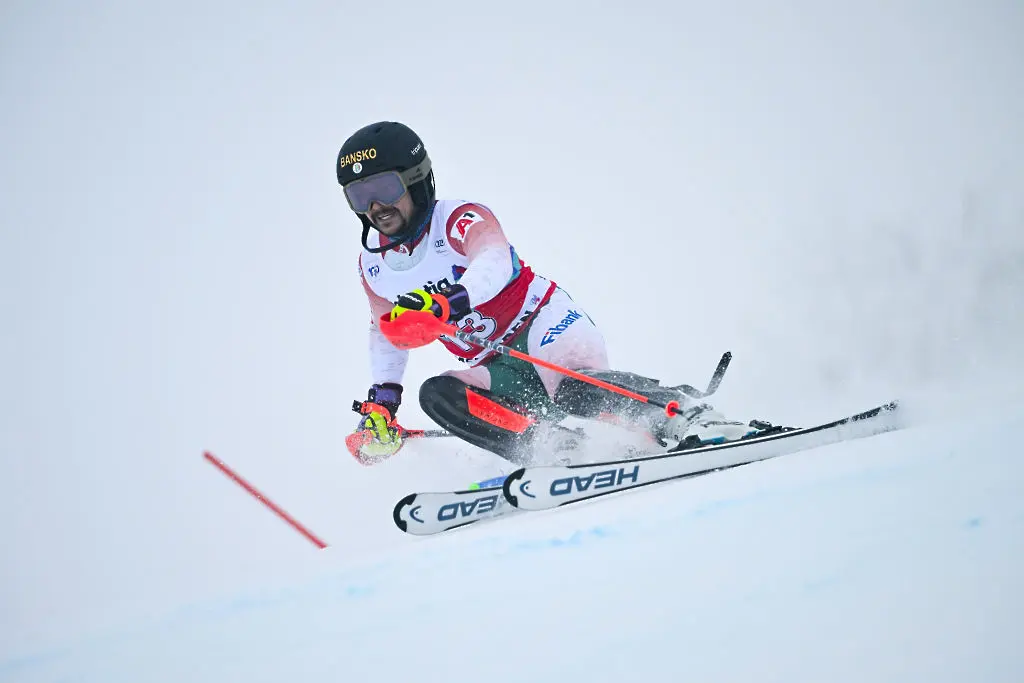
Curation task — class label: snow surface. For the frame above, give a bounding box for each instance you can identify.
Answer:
[3,1,1023,682]
[3,402,1023,682]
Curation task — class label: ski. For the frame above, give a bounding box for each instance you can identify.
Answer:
[501,401,901,511]
[392,477,518,535]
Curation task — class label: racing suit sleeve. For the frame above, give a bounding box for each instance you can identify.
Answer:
[445,203,515,305]
[360,259,409,385]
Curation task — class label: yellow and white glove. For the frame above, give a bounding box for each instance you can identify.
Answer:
[346,383,405,463]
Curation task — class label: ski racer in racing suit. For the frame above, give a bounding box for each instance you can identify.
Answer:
[338,121,761,465]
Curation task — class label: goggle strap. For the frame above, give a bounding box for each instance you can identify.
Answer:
[399,155,431,186]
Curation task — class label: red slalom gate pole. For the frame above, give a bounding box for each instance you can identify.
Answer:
[203,451,328,550]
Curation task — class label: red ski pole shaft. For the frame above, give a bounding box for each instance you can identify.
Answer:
[439,323,683,417]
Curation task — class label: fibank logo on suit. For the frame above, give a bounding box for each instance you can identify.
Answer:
[540,310,583,346]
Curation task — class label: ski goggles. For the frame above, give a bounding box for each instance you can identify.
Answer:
[342,158,431,213]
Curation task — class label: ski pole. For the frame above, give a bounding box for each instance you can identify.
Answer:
[401,428,455,438]
[349,400,456,439]
[432,319,729,418]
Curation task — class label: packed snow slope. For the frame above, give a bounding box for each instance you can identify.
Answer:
[3,400,1022,683]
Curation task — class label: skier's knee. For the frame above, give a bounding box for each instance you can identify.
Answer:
[419,375,536,463]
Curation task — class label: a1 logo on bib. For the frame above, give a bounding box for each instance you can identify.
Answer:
[448,210,483,244]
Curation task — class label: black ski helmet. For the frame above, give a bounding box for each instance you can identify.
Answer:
[336,121,436,253]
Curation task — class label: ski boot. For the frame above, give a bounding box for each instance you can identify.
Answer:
[671,414,795,451]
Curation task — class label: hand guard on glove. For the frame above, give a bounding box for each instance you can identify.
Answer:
[346,383,406,463]
[380,284,472,350]
[390,284,471,324]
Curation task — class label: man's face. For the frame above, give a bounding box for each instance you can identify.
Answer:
[367,192,415,236]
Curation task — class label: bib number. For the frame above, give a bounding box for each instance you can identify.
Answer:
[444,311,498,351]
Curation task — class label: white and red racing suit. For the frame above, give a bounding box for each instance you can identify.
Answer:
[359,200,552,370]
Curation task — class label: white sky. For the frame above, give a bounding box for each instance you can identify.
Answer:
[1,0,1022,656]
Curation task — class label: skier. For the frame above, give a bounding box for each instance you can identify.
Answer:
[338,121,763,465]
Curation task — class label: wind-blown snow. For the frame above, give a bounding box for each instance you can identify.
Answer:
[3,402,1022,682]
